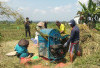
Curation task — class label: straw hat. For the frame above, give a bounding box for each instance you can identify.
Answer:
[6,51,17,56]
[37,22,45,28]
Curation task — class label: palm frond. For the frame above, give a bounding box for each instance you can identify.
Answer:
[79,1,87,11]
[92,3,96,13]
[88,0,92,11]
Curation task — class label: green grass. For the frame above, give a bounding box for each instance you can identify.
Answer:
[0,23,100,68]
[0,23,37,41]
[0,23,59,41]
[0,40,25,68]
[96,23,100,30]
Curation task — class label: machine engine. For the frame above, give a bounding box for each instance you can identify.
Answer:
[38,29,69,61]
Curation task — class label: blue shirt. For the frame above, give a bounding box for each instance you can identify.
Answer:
[15,44,28,54]
[67,19,80,43]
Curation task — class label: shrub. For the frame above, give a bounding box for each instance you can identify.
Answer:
[0,33,2,41]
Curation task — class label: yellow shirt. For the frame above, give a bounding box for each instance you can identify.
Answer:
[59,24,67,34]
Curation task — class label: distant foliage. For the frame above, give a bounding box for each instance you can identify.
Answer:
[0,2,24,23]
[15,16,24,24]
[78,0,100,28]
[96,23,100,30]
[0,33,2,41]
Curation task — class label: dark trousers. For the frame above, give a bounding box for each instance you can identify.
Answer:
[25,26,31,37]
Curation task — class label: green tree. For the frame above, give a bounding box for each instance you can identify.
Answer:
[15,16,24,24]
[78,0,100,28]
[0,2,23,21]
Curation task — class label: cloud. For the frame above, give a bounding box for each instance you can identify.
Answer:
[0,0,10,2]
[30,4,75,21]
[15,4,76,21]
[50,5,72,14]
[17,7,24,12]
[33,9,46,14]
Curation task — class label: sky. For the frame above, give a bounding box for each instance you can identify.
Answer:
[0,0,96,21]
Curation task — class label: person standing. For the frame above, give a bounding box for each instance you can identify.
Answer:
[33,22,45,43]
[44,21,48,28]
[64,19,81,62]
[24,17,31,37]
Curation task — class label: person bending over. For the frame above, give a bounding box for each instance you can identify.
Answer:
[15,39,33,58]
[56,21,67,34]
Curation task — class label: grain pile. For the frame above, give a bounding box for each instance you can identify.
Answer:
[78,24,100,56]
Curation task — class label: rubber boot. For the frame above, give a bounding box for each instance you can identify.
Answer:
[70,53,74,63]
[77,51,81,56]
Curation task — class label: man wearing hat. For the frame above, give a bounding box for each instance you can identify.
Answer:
[64,19,81,62]
[24,17,31,37]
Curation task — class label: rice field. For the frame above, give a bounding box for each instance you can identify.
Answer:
[0,23,100,68]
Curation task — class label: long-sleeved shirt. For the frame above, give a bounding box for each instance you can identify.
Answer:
[15,44,28,54]
[67,25,80,43]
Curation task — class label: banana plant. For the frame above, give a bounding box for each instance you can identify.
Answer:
[78,0,100,28]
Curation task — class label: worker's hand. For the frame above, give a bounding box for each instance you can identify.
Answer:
[26,55,31,58]
[63,42,68,48]
[60,31,64,34]
[63,41,70,48]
